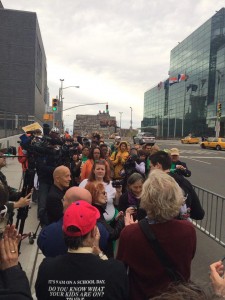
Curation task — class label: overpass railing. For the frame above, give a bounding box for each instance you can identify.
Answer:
[192,184,225,247]
[0,110,34,139]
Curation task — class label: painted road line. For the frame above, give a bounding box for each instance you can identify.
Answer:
[182,157,211,164]
[181,156,225,159]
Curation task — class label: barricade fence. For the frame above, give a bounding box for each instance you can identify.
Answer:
[0,110,34,139]
[192,184,225,247]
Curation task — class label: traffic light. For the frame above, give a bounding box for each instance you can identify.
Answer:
[52,98,58,111]
[217,103,222,118]
[106,104,109,114]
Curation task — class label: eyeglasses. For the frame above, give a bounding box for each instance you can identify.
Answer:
[94,152,100,154]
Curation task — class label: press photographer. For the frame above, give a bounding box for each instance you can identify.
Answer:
[0,153,31,223]
[123,148,146,178]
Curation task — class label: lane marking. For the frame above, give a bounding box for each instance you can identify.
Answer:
[182,157,211,164]
[181,156,225,159]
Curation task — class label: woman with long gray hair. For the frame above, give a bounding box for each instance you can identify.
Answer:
[118,172,146,221]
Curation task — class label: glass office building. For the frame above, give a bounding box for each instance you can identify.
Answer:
[142,8,225,138]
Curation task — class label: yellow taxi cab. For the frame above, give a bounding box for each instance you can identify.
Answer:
[200,137,225,150]
[181,136,199,144]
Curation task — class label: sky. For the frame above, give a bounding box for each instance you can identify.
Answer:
[2,0,225,131]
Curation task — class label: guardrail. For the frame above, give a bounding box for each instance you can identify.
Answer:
[192,184,225,247]
[0,110,35,139]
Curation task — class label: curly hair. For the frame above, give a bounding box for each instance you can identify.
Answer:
[140,169,183,222]
[84,182,105,205]
[88,160,110,184]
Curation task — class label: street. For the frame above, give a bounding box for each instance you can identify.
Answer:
[157,140,225,196]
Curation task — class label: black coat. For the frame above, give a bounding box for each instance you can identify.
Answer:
[0,266,32,299]
[95,205,124,258]
[118,192,146,221]
[46,184,65,224]
[172,160,191,177]
[170,172,205,220]
[0,171,21,202]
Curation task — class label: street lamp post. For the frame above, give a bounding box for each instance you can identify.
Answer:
[119,112,123,135]
[58,79,79,130]
[216,70,223,138]
[130,107,133,130]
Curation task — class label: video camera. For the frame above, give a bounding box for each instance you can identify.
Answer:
[112,179,124,188]
[0,146,17,156]
[61,141,80,158]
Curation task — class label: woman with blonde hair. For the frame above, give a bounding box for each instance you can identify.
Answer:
[117,170,196,300]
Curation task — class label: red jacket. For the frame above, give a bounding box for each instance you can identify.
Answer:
[18,146,28,171]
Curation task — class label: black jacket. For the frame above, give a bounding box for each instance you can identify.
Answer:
[46,185,65,224]
[0,171,21,222]
[170,172,205,220]
[0,171,21,203]
[0,266,32,300]
[118,192,147,221]
[172,160,191,177]
[95,205,124,258]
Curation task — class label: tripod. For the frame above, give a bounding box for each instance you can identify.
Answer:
[15,168,37,252]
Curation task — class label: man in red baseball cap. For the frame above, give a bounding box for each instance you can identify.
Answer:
[35,200,128,300]
[63,201,100,237]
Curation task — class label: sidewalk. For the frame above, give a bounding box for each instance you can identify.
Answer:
[3,157,44,297]
[3,157,225,298]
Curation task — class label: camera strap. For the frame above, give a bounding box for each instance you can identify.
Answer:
[0,205,7,218]
[139,218,185,283]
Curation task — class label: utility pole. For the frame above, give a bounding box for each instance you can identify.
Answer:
[216,70,222,138]
[59,79,64,130]
[130,107,133,130]
[119,112,123,136]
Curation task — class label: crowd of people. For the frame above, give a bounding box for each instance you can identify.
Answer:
[0,129,224,299]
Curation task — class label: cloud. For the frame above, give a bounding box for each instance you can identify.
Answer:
[2,0,225,129]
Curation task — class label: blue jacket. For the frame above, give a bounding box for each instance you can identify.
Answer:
[38,218,109,257]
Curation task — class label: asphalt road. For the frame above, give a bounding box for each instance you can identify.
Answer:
[156,140,225,197]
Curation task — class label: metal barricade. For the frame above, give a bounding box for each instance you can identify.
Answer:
[192,184,225,247]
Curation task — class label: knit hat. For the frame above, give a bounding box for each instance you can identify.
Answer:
[63,201,100,237]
